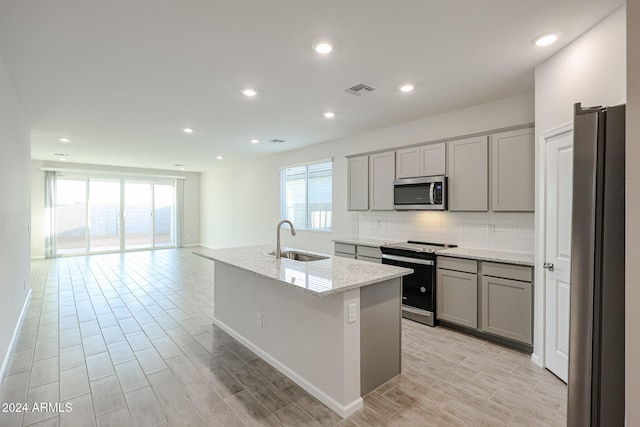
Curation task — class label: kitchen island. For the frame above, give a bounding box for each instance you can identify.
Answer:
[194,245,412,418]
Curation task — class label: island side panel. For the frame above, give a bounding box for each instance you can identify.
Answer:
[359,278,402,396]
[212,262,362,416]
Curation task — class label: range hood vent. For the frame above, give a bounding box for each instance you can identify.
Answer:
[344,83,378,96]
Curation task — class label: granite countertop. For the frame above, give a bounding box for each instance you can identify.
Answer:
[437,247,534,267]
[193,245,412,296]
[333,237,402,247]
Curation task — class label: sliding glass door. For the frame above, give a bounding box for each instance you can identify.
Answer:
[153,182,176,247]
[124,181,153,250]
[53,175,178,256]
[55,178,87,255]
[89,179,121,253]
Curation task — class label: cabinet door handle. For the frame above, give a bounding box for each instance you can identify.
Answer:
[543,262,554,271]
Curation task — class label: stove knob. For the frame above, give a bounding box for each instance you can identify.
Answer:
[420,287,426,293]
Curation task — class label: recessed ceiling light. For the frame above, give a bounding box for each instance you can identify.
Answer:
[250,139,259,144]
[242,89,257,97]
[59,137,70,143]
[216,155,223,160]
[533,32,560,47]
[323,112,335,119]
[400,84,414,93]
[182,128,194,134]
[313,42,333,54]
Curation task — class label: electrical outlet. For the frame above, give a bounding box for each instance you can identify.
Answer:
[257,312,263,328]
[348,303,357,324]
[376,219,381,228]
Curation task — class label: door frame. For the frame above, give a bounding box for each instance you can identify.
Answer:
[533,122,573,368]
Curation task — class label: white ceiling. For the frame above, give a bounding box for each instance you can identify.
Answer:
[0,0,624,172]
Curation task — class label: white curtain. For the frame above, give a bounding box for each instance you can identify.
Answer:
[175,178,184,247]
[44,171,56,258]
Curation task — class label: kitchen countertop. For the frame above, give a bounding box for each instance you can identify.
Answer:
[437,247,534,267]
[333,237,534,266]
[333,237,402,247]
[193,245,412,296]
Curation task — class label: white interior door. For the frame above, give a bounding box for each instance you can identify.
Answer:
[544,129,573,382]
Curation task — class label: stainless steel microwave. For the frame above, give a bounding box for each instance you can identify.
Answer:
[393,176,447,210]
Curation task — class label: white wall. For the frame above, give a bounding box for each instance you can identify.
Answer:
[0,51,31,378]
[359,211,534,253]
[201,92,534,254]
[533,5,626,366]
[626,0,639,423]
[30,160,201,258]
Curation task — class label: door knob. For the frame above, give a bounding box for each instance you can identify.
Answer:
[543,262,554,271]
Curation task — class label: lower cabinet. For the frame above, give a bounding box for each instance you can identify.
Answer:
[481,275,532,344]
[437,256,533,348]
[335,242,356,259]
[334,243,381,263]
[437,268,478,329]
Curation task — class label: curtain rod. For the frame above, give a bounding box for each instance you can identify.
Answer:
[40,167,187,180]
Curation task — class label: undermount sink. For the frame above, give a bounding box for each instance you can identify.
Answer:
[272,250,329,262]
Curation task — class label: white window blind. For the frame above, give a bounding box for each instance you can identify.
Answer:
[280,160,332,232]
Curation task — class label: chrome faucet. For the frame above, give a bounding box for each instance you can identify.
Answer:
[276,220,296,259]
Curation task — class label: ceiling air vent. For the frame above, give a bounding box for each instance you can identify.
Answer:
[269,139,286,144]
[344,83,378,96]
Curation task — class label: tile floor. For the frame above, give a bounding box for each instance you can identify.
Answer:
[0,248,566,426]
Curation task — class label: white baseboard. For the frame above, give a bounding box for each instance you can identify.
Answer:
[30,256,45,260]
[0,289,32,384]
[199,244,218,249]
[530,352,542,367]
[182,243,201,248]
[212,317,363,418]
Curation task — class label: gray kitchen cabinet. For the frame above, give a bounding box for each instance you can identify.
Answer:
[437,258,479,329]
[395,147,420,178]
[420,142,446,176]
[447,136,489,211]
[480,262,533,344]
[334,242,382,263]
[356,245,382,263]
[347,156,369,210]
[396,142,446,178]
[491,128,535,211]
[369,151,395,210]
[437,256,533,349]
[335,242,356,259]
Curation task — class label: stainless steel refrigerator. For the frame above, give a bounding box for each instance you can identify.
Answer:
[568,103,625,426]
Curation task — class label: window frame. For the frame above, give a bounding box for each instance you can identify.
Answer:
[279,159,333,233]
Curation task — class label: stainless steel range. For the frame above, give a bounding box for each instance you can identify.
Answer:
[380,241,457,326]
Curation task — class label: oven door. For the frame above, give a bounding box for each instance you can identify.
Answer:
[381,254,435,313]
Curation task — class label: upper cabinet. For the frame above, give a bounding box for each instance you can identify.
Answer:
[396,142,446,178]
[395,147,420,178]
[347,155,369,210]
[347,125,534,213]
[491,129,535,211]
[369,151,395,210]
[448,136,489,211]
[420,142,446,176]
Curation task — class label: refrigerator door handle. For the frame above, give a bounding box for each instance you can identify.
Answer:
[543,262,555,271]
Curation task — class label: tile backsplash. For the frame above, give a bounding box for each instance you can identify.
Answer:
[358,211,534,254]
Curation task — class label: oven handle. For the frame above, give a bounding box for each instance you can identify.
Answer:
[381,254,434,265]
